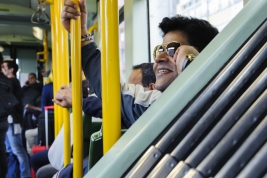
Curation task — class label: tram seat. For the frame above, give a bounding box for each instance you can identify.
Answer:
[88,127,127,169]
[82,114,102,159]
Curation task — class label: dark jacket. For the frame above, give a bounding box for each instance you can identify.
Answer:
[0,73,19,122]
[22,82,42,108]
[9,78,23,125]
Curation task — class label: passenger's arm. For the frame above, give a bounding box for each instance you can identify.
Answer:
[61,0,101,97]
[41,84,51,112]
[61,0,92,46]
[82,96,102,118]
[82,43,102,98]
[24,104,42,112]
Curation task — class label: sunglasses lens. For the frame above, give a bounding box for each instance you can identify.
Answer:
[166,42,181,58]
[153,45,164,58]
[153,42,181,58]
[153,45,159,58]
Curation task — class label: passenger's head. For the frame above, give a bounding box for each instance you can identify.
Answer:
[1,60,19,78]
[28,73,37,85]
[153,15,218,92]
[128,64,142,86]
[141,63,156,90]
[128,63,156,91]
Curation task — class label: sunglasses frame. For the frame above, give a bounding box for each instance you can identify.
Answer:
[153,41,181,59]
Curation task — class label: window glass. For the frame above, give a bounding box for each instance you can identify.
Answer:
[119,21,126,81]
[118,0,125,81]
[119,0,124,8]
[149,0,243,61]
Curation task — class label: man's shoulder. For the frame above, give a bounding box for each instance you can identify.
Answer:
[121,83,162,107]
[10,77,20,86]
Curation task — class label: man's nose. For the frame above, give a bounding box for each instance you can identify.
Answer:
[154,52,170,63]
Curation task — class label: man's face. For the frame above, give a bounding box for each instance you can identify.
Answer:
[1,62,12,77]
[128,69,142,86]
[153,30,190,92]
[28,74,37,85]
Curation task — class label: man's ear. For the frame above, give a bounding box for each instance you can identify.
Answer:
[148,83,156,90]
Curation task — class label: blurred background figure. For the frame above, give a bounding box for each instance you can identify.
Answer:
[25,70,54,155]
[1,58,31,178]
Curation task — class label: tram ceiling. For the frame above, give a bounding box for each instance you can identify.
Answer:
[0,0,97,47]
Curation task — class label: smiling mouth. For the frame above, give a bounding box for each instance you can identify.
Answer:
[158,69,168,74]
[158,69,171,74]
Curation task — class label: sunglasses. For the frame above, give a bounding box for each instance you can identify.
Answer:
[153,41,181,59]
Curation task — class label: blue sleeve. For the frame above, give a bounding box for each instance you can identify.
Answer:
[82,43,102,99]
[82,96,102,118]
[41,83,54,113]
[56,157,89,178]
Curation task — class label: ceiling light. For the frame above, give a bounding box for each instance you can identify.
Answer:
[0,45,3,52]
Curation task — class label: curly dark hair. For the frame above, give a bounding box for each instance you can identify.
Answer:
[159,15,219,52]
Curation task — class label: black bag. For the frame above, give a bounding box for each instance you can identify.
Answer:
[0,74,19,119]
[37,111,55,146]
[23,109,41,129]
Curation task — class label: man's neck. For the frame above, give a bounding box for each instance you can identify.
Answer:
[7,74,15,78]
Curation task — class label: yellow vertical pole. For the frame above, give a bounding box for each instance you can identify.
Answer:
[43,30,49,71]
[48,0,70,166]
[70,0,82,177]
[59,0,71,166]
[49,1,59,137]
[101,0,121,154]
[54,0,64,135]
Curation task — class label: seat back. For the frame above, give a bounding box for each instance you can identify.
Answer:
[89,128,127,169]
[82,114,102,159]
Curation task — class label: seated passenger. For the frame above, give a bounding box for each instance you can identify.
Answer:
[34,63,153,178]
[25,70,54,155]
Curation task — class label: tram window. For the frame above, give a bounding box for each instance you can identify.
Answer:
[119,0,126,81]
[16,58,20,79]
[119,21,126,82]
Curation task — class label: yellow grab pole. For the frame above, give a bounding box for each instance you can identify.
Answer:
[58,0,71,166]
[49,1,59,137]
[36,30,49,70]
[101,0,121,154]
[54,0,64,135]
[54,0,63,132]
[43,30,49,71]
[44,30,49,71]
[48,0,70,166]
[70,0,83,177]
